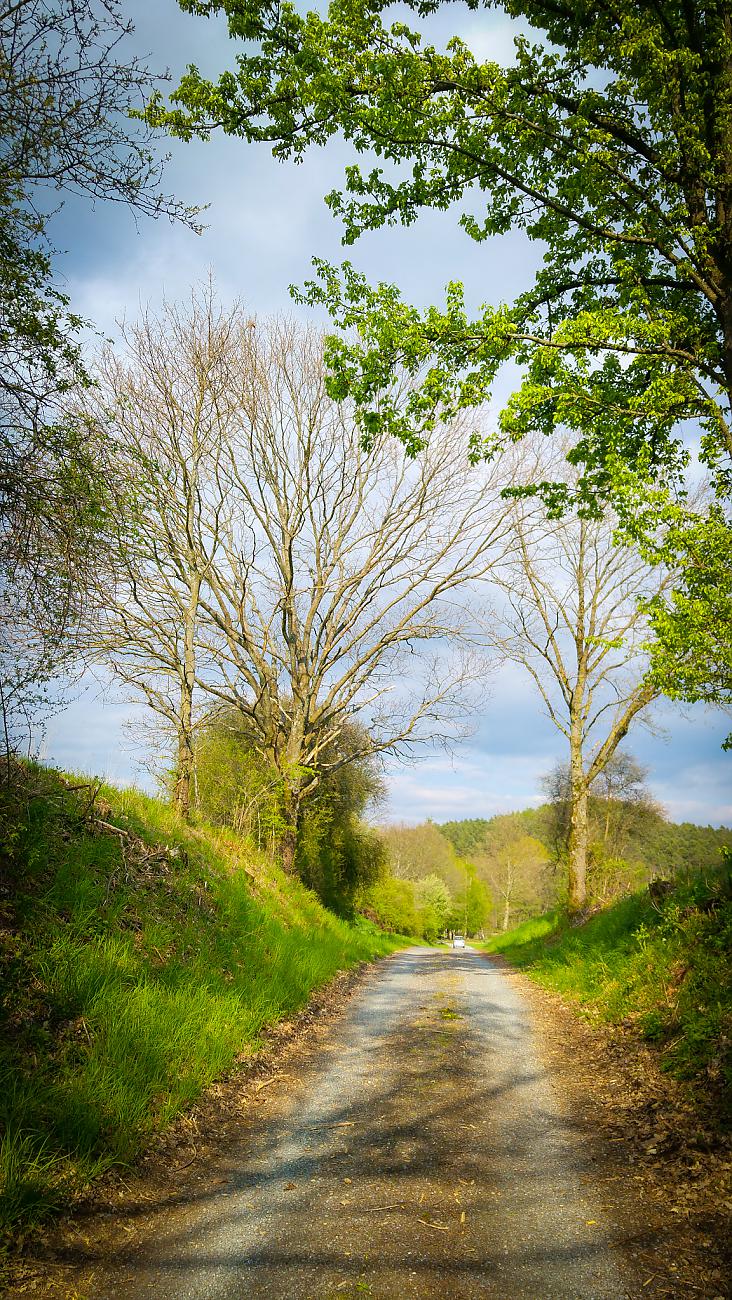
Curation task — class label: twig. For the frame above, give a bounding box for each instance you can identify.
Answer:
[253,1075,287,1093]
[362,1202,404,1212]
[96,818,132,838]
[418,1218,450,1231]
[175,1148,198,1171]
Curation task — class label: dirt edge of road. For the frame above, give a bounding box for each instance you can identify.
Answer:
[6,946,731,1300]
[483,955,731,1300]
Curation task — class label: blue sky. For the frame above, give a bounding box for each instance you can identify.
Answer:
[42,1,731,827]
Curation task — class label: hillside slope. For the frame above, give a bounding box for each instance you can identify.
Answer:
[482,863,732,1124]
[0,765,402,1242]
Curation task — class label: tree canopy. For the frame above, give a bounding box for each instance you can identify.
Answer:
[153,0,732,718]
[155,0,731,487]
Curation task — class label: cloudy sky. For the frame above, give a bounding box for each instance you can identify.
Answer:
[42,1,731,827]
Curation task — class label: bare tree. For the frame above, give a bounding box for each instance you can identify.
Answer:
[199,319,518,867]
[81,288,246,816]
[486,447,674,912]
[87,297,515,863]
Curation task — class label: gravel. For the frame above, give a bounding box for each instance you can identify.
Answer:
[93,947,632,1299]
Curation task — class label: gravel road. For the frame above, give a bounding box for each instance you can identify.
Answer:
[99,947,631,1299]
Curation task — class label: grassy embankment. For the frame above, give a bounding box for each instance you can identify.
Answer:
[481,861,732,1120]
[0,765,405,1243]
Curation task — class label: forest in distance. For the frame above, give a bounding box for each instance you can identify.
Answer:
[371,800,732,941]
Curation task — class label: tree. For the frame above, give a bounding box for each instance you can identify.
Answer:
[196,709,387,909]
[361,875,419,937]
[414,873,453,942]
[642,505,732,747]
[1,0,197,754]
[456,871,492,938]
[152,0,732,708]
[542,750,663,902]
[475,823,549,931]
[80,288,245,818]
[486,450,673,910]
[380,822,465,894]
[88,297,514,866]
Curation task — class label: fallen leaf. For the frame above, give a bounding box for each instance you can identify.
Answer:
[284,1181,296,1191]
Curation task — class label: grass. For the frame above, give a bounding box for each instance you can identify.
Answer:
[479,861,732,1121]
[0,764,406,1242]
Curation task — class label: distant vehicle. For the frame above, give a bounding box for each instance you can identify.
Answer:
[452,934,465,949]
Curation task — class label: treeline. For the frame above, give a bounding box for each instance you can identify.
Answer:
[361,758,732,937]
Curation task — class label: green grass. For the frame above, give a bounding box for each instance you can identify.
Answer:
[479,863,732,1121]
[0,765,405,1241]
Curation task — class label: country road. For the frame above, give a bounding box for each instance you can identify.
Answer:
[88,947,632,1299]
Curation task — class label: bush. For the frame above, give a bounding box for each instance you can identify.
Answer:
[361,876,419,936]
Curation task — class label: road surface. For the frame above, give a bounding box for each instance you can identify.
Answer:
[97,947,630,1299]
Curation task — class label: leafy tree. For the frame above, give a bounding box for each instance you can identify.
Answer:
[455,871,492,938]
[476,824,549,931]
[439,819,492,859]
[154,0,732,710]
[195,709,387,909]
[361,876,419,937]
[1,0,196,753]
[642,505,732,747]
[414,873,453,942]
[380,821,466,896]
[440,807,732,909]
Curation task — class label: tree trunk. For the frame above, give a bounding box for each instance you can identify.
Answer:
[173,726,194,821]
[567,766,588,912]
[278,770,303,874]
[502,893,511,932]
[171,572,200,822]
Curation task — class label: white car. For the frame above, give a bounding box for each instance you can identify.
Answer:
[452,934,465,949]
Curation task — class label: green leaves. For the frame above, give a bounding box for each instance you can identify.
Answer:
[160,0,732,716]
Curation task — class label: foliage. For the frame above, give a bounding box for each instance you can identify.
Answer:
[413,873,452,943]
[194,712,287,844]
[360,875,419,938]
[442,804,732,922]
[194,710,386,911]
[439,819,492,859]
[379,821,465,894]
[156,0,732,713]
[482,858,732,1122]
[374,821,492,937]
[473,822,550,929]
[642,505,732,747]
[457,872,492,937]
[0,0,196,749]
[0,763,402,1238]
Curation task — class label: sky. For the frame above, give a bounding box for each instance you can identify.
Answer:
[41,0,732,827]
